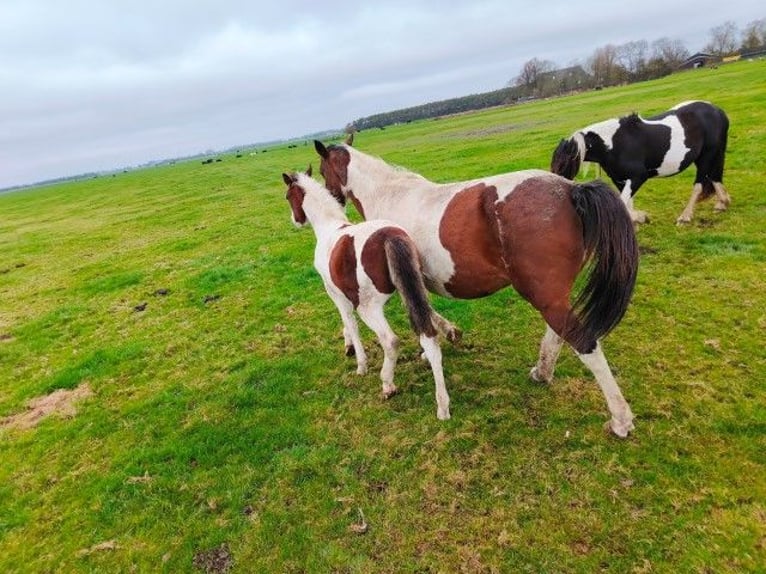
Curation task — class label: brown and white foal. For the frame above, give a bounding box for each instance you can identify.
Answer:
[282,170,458,420]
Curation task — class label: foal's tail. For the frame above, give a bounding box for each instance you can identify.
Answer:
[384,235,438,338]
[569,180,640,351]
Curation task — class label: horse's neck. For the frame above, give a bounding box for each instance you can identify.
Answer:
[300,184,349,240]
[347,151,433,218]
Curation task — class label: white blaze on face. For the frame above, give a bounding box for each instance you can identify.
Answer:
[643,115,690,176]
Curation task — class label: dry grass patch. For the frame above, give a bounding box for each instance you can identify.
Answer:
[0,383,92,430]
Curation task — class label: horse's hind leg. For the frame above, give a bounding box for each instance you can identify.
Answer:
[326,287,368,374]
[576,343,634,437]
[530,324,564,384]
[419,334,450,420]
[357,303,400,398]
[713,182,731,211]
[432,311,462,344]
[538,305,634,438]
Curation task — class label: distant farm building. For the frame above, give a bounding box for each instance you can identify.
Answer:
[679,53,718,70]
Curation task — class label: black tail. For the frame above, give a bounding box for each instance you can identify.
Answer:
[568,180,639,351]
[384,235,438,338]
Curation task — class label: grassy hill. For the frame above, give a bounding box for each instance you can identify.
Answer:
[1,59,764,573]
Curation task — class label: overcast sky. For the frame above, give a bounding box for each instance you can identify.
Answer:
[1,1,762,189]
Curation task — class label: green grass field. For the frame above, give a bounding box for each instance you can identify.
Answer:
[1,59,764,573]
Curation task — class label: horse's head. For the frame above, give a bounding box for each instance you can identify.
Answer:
[282,167,312,227]
[550,138,582,180]
[314,139,351,206]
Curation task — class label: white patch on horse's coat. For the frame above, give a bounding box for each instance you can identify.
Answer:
[670,100,707,110]
[581,118,621,150]
[642,115,689,176]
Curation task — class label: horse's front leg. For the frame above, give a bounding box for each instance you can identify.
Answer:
[620,180,649,224]
[676,183,704,225]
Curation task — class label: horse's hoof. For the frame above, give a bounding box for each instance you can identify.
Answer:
[447,328,462,344]
[676,217,692,225]
[437,408,451,420]
[356,365,367,376]
[529,366,552,384]
[381,386,398,399]
[605,417,634,438]
[632,211,649,225]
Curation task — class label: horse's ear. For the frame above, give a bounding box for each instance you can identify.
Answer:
[306,164,312,177]
[314,140,328,158]
[282,173,293,186]
[345,132,354,146]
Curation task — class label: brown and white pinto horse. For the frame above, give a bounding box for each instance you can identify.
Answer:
[315,140,641,436]
[283,169,460,420]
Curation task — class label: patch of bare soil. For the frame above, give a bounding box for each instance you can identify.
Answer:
[193,543,233,574]
[0,383,92,431]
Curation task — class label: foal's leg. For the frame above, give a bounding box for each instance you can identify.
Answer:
[419,334,450,420]
[530,324,564,383]
[357,303,400,398]
[326,288,368,375]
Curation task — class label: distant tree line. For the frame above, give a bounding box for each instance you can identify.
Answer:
[347,18,765,133]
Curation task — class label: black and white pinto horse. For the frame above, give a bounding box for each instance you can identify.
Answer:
[282,169,460,420]
[551,100,730,224]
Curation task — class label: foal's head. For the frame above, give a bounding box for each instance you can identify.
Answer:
[282,170,310,227]
[551,138,582,180]
[282,166,347,228]
[314,139,350,204]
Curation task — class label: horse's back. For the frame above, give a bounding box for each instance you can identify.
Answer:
[667,101,729,141]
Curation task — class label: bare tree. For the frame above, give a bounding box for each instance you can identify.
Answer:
[588,44,625,86]
[618,40,649,80]
[741,18,766,51]
[513,58,555,95]
[706,21,739,56]
[651,37,690,68]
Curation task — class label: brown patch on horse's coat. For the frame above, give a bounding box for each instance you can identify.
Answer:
[329,234,360,307]
[498,178,584,338]
[439,182,511,298]
[361,227,407,295]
